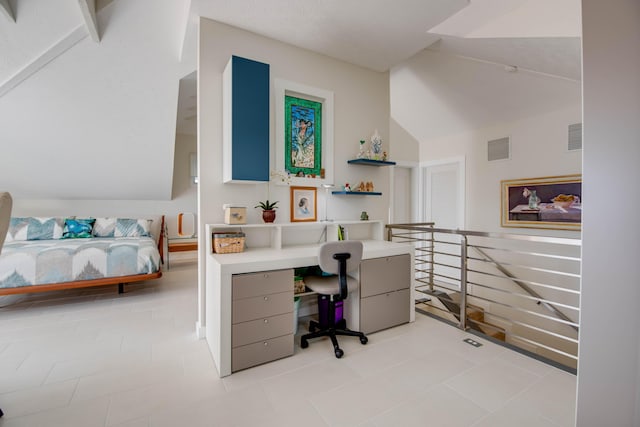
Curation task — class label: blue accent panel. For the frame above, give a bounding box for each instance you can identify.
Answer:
[231,56,270,181]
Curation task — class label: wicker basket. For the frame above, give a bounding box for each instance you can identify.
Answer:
[212,232,245,254]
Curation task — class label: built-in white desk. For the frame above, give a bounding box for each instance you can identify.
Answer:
[205,221,414,377]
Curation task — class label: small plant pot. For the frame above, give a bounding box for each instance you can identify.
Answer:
[262,209,276,223]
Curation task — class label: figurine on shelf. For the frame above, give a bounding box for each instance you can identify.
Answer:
[360,211,369,221]
[357,140,368,159]
[382,151,388,161]
[370,129,383,160]
[354,181,366,192]
[365,181,374,192]
[344,182,351,192]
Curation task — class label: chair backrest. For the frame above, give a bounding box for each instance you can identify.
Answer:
[0,192,13,254]
[318,240,363,275]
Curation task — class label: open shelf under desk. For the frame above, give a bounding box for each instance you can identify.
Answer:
[295,290,318,298]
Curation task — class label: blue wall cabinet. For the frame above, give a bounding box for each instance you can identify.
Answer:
[223,56,270,183]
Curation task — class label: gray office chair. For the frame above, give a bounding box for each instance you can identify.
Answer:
[300,240,368,358]
[0,192,11,418]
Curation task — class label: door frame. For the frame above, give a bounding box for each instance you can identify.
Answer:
[388,160,420,224]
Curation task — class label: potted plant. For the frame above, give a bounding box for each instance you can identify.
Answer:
[255,200,278,223]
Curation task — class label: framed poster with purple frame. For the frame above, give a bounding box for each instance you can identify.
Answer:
[501,174,582,230]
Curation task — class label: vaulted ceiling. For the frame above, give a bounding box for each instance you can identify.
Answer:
[0,0,581,200]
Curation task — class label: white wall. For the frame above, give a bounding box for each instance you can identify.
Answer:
[0,0,194,201]
[197,19,391,329]
[577,0,640,425]
[425,106,582,234]
[166,133,198,238]
[391,49,582,235]
[12,132,198,237]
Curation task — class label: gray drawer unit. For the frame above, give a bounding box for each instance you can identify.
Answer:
[232,312,293,348]
[232,334,293,372]
[360,254,411,298]
[231,268,294,372]
[232,269,292,300]
[360,288,410,334]
[232,291,293,324]
[359,254,411,333]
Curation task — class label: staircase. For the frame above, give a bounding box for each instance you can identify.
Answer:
[419,289,506,341]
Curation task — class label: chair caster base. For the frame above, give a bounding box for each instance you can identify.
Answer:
[334,348,344,358]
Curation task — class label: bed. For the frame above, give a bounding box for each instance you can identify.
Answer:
[0,215,164,296]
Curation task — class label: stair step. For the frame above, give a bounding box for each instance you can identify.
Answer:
[427,290,507,343]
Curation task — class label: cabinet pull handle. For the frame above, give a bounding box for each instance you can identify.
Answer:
[264,274,269,279]
[263,342,269,346]
[264,296,269,301]
[263,319,268,324]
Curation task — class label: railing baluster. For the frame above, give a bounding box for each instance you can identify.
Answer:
[460,235,468,330]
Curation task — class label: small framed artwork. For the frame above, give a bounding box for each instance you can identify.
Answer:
[501,174,582,230]
[290,186,317,222]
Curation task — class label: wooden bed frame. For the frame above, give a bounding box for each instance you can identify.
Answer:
[0,216,165,297]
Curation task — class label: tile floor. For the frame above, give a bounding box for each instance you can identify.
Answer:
[0,262,577,426]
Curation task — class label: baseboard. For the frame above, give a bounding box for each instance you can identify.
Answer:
[195,321,206,339]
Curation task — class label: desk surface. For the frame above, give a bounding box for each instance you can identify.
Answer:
[210,240,412,274]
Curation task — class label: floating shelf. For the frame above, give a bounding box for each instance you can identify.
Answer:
[347,159,396,166]
[332,191,382,196]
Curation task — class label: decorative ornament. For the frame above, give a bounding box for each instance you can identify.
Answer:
[357,140,368,159]
[370,129,382,160]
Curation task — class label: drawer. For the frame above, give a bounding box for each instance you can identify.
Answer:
[360,254,411,298]
[232,290,293,324]
[232,269,293,300]
[232,334,293,372]
[232,312,293,348]
[360,288,410,334]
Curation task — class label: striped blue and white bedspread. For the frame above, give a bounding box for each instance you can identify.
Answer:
[0,237,161,289]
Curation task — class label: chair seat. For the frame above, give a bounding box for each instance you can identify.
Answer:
[304,274,358,296]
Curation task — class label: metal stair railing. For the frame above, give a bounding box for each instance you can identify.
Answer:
[386,223,581,371]
[471,246,579,332]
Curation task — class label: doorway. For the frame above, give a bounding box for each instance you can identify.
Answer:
[421,157,465,228]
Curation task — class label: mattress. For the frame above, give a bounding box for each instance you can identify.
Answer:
[0,236,161,289]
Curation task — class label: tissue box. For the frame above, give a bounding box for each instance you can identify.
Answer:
[224,207,246,224]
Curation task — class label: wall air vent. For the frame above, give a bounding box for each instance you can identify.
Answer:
[487,137,510,161]
[568,123,582,151]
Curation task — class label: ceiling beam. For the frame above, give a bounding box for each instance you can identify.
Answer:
[0,26,88,98]
[0,0,15,22]
[77,0,100,42]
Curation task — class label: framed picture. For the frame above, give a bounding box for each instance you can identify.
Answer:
[275,79,334,187]
[501,174,582,230]
[290,186,317,222]
[285,95,322,177]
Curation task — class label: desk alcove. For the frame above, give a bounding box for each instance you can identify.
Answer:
[205,220,415,377]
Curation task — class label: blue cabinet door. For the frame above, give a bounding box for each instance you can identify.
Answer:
[223,56,270,183]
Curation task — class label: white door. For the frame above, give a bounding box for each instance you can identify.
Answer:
[422,159,464,228]
[422,158,465,289]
